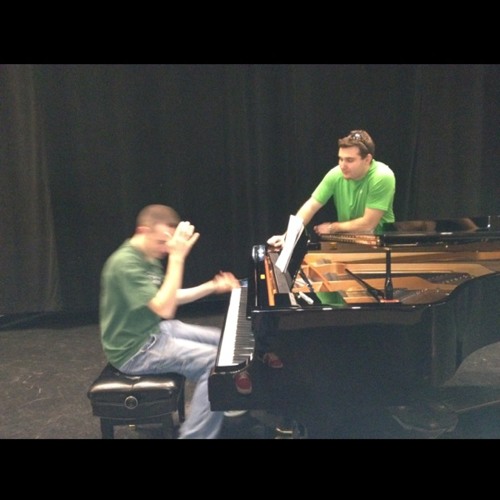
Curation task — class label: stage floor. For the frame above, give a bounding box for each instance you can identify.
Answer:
[1,307,500,439]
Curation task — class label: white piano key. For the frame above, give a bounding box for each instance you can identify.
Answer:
[215,286,254,371]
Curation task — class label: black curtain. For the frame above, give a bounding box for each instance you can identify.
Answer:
[1,63,499,316]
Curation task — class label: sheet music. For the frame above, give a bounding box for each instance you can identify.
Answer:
[275,215,304,273]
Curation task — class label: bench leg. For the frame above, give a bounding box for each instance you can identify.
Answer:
[178,384,186,423]
[100,419,114,439]
[160,414,175,438]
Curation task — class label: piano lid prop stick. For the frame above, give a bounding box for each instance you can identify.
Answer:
[384,248,394,300]
[379,248,399,303]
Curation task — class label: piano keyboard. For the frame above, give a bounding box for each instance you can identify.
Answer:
[214,286,255,372]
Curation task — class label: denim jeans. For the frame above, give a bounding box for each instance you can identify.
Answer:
[118,319,224,439]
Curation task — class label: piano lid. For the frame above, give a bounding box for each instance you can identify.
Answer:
[319,215,500,247]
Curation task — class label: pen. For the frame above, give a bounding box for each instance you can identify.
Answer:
[298,291,314,305]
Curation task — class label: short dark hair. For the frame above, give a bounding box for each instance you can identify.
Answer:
[136,204,180,229]
[338,129,375,158]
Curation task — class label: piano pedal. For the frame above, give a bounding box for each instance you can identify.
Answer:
[275,426,293,436]
[274,419,308,439]
[224,410,249,418]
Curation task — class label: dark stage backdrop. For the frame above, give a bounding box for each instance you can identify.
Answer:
[1,64,499,316]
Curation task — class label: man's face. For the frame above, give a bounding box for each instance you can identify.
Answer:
[142,223,173,260]
[338,146,372,180]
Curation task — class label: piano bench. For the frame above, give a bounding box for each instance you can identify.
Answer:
[87,363,186,439]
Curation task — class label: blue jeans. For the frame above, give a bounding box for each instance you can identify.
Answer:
[118,319,224,439]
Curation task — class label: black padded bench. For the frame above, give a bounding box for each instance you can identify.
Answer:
[87,363,186,439]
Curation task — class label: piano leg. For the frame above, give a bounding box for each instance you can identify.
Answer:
[253,314,280,363]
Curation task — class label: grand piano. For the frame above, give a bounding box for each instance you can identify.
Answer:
[208,216,500,437]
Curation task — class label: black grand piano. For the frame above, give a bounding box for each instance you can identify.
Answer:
[208,216,500,437]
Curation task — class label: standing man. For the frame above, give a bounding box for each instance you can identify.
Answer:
[268,129,396,248]
[99,204,251,439]
[263,130,396,368]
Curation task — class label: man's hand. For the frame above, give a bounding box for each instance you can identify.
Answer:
[266,234,285,250]
[313,222,334,235]
[167,221,200,259]
[212,271,240,294]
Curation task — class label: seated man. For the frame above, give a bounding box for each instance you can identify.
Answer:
[266,130,396,367]
[99,204,251,439]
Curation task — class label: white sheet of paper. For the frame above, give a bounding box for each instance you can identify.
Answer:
[275,215,304,273]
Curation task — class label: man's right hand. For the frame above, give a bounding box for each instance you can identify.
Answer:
[266,234,285,250]
[167,221,200,259]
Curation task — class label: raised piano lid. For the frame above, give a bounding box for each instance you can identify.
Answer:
[320,215,500,247]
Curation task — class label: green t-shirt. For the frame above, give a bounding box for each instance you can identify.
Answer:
[99,240,163,368]
[311,160,396,232]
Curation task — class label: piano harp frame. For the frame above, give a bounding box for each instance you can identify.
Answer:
[298,253,499,305]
